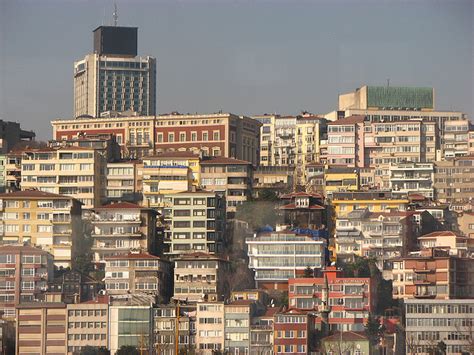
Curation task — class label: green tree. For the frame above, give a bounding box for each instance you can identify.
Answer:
[303,266,313,277]
[80,346,110,355]
[116,346,139,355]
[435,341,447,355]
[256,189,279,201]
[364,313,385,346]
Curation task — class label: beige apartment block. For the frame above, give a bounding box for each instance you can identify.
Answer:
[89,202,158,264]
[195,302,225,354]
[173,252,230,303]
[200,157,252,216]
[66,296,109,354]
[0,190,82,268]
[106,161,141,204]
[20,147,106,208]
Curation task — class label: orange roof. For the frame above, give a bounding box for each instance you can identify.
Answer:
[0,190,72,200]
[0,244,51,255]
[323,331,368,342]
[200,157,251,165]
[327,115,366,125]
[81,295,109,304]
[418,231,458,239]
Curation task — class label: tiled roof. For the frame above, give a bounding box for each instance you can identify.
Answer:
[280,192,323,199]
[80,295,109,304]
[200,157,251,165]
[327,115,366,125]
[418,231,458,239]
[0,190,71,200]
[279,203,325,210]
[0,244,50,255]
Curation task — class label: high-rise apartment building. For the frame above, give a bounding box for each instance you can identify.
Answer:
[0,190,82,268]
[195,302,225,354]
[0,245,54,319]
[74,26,156,118]
[389,162,434,198]
[20,147,106,209]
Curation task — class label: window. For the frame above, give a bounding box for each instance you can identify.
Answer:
[213,131,220,140]
[168,133,174,142]
[203,132,208,141]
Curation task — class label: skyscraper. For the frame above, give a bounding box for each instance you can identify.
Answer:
[73,26,156,118]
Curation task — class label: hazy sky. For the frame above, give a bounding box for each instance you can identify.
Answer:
[0,0,473,140]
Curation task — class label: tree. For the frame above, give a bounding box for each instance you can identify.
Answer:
[255,189,279,201]
[364,313,385,346]
[80,346,110,355]
[303,266,313,278]
[116,346,139,355]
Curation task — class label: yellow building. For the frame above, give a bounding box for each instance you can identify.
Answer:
[324,166,360,196]
[330,191,410,218]
[20,147,106,208]
[0,190,82,268]
[142,151,201,185]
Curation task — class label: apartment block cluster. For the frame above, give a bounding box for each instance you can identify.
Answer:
[1,23,474,355]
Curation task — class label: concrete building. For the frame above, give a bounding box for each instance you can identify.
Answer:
[89,202,158,264]
[66,295,109,354]
[153,303,196,355]
[389,162,434,198]
[246,231,326,290]
[49,270,101,304]
[392,248,474,299]
[273,309,316,354]
[224,300,261,354]
[288,267,376,332]
[16,302,67,355]
[200,157,252,216]
[162,191,225,256]
[144,151,202,186]
[4,152,22,192]
[195,302,225,354]
[321,332,373,355]
[405,299,474,355]
[104,252,171,301]
[106,160,142,203]
[0,190,82,268]
[173,252,230,303]
[324,166,360,196]
[74,25,156,118]
[326,116,438,188]
[469,130,474,154]
[0,120,35,154]
[108,295,154,355]
[334,209,421,279]
[21,147,106,208]
[443,118,470,158]
[0,245,54,319]
[250,307,277,354]
[417,231,469,257]
[253,165,294,197]
[434,156,474,212]
[305,163,325,193]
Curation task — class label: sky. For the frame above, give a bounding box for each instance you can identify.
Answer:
[0,0,473,140]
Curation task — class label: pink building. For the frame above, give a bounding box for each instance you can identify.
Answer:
[327,115,366,167]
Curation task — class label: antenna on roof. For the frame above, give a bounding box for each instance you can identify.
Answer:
[113,3,118,26]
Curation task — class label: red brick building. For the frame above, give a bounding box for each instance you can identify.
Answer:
[273,309,316,354]
[52,112,261,163]
[288,267,376,332]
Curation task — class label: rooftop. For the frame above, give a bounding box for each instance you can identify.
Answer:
[323,331,369,342]
[201,156,251,165]
[148,151,201,159]
[0,244,51,255]
[328,115,366,125]
[105,252,164,261]
[96,202,145,210]
[0,190,72,200]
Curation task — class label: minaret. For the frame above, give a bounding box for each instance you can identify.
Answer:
[318,272,331,336]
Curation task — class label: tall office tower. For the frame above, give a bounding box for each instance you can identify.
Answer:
[74,26,156,118]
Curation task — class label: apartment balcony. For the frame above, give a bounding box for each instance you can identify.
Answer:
[92,216,142,224]
[92,231,143,238]
[413,291,437,299]
[52,217,71,224]
[53,229,72,235]
[92,244,131,251]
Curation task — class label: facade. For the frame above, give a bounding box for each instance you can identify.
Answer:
[334,209,420,279]
[253,165,294,197]
[89,202,157,264]
[324,166,360,196]
[288,267,376,332]
[305,163,325,193]
[246,231,327,290]
[389,162,434,198]
[74,25,156,118]
[392,248,474,299]
[162,191,225,256]
[250,307,277,354]
[104,253,170,301]
[434,156,474,212]
[405,299,474,355]
[49,270,101,304]
[224,300,257,354]
[326,115,438,188]
[195,302,225,354]
[279,192,326,231]
[66,295,109,354]
[200,157,252,215]
[4,152,22,192]
[443,118,470,158]
[173,252,229,303]
[0,190,82,268]
[16,302,67,355]
[106,160,141,203]
[109,301,154,354]
[321,331,372,355]
[273,309,316,355]
[418,231,468,257]
[21,147,106,208]
[153,303,196,355]
[53,112,261,162]
[0,245,54,319]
